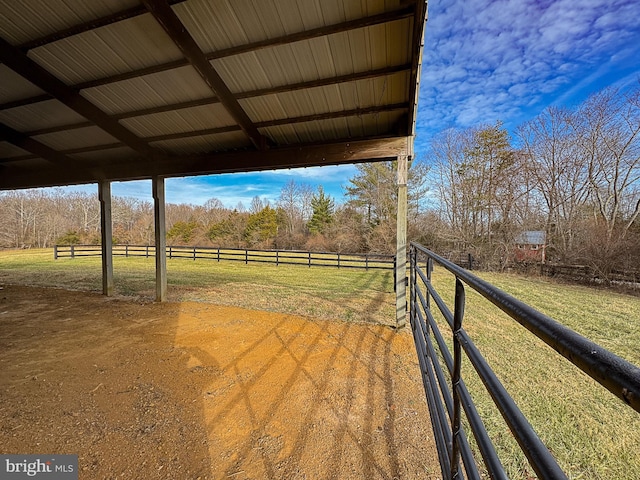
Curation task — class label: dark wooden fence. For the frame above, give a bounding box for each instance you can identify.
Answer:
[54,244,395,271]
[541,263,640,286]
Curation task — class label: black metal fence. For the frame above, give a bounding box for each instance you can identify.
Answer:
[409,241,640,480]
[53,244,395,270]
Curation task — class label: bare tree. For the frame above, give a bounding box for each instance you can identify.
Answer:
[572,87,640,241]
[517,108,590,262]
[431,124,523,267]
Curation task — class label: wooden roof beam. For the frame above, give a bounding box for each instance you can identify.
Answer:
[0,137,411,190]
[407,0,428,137]
[7,104,408,162]
[142,0,267,150]
[16,1,188,52]
[1,5,413,111]
[0,121,76,165]
[0,37,165,161]
[0,122,98,180]
[23,64,411,137]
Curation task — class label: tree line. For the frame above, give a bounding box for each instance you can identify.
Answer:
[0,161,429,255]
[429,85,640,276]
[1,85,638,277]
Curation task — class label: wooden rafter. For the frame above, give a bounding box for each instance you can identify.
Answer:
[7,104,408,162]
[0,38,165,162]
[141,0,267,150]
[0,122,76,165]
[0,137,410,189]
[407,0,428,138]
[16,1,188,52]
[0,122,99,182]
[0,5,413,111]
[255,103,408,129]
[22,64,411,137]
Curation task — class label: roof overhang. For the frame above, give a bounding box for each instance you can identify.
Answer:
[0,0,427,190]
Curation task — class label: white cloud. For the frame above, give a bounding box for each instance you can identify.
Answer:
[417,0,640,150]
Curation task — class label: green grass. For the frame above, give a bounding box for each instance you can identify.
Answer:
[428,267,640,479]
[0,248,395,325]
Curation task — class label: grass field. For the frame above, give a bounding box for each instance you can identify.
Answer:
[428,267,640,479]
[0,248,396,325]
[1,248,639,478]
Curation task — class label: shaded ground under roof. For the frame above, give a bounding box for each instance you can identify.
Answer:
[0,285,439,479]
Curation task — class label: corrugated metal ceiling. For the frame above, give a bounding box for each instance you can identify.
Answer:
[0,0,427,189]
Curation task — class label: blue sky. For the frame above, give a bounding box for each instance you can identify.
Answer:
[61,0,640,207]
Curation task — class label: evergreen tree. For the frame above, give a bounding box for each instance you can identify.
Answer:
[245,205,278,246]
[307,186,334,234]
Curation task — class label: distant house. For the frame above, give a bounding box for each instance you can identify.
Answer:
[514,231,546,263]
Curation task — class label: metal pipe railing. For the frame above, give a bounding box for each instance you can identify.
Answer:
[409,241,640,480]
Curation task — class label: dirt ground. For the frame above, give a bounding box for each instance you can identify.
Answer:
[0,285,439,479]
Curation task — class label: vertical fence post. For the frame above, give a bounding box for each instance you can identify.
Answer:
[409,246,415,326]
[245,249,248,265]
[450,278,466,479]
[308,251,311,268]
[193,246,196,260]
[71,245,75,259]
[169,246,172,259]
[217,247,220,262]
[54,245,58,260]
[426,257,433,310]
[146,245,149,258]
[276,250,279,266]
[366,254,369,271]
[125,244,129,257]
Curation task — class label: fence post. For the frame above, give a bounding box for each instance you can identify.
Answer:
[366,254,369,271]
[125,244,129,257]
[409,247,414,325]
[146,245,149,258]
[426,257,433,310]
[217,247,220,262]
[71,245,75,259]
[54,245,58,260]
[276,250,279,266]
[450,278,466,479]
[169,246,172,259]
[308,251,311,268]
[337,253,340,268]
[193,246,196,260]
[245,249,248,265]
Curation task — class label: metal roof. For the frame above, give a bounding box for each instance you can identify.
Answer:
[0,0,427,190]
[515,231,547,245]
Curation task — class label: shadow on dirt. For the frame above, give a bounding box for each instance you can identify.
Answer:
[0,285,436,479]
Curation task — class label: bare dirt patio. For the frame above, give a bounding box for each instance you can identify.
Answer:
[0,285,438,479]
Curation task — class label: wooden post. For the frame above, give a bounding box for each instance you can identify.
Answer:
[153,176,167,302]
[395,155,408,328]
[98,180,114,296]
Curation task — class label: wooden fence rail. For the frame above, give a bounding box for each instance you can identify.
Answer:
[54,244,395,271]
[541,263,640,286]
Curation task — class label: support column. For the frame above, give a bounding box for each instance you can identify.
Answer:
[396,155,408,328]
[98,180,113,296]
[153,176,167,302]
